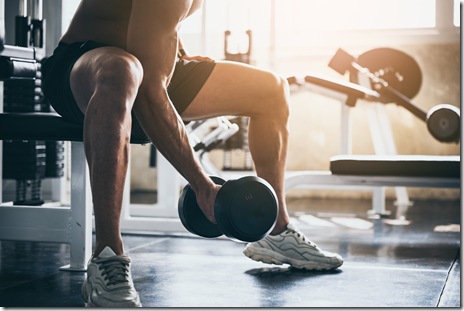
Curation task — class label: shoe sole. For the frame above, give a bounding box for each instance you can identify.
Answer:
[243,246,343,271]
[81,280,141,307]
[82,292,141,308]
[81,281,97,307]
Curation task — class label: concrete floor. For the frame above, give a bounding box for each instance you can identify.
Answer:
[0,197,460,308]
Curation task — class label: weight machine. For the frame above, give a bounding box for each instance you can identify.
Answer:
[287,47,459,219]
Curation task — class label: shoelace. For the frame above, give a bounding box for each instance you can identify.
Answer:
[285,229,317,247]
[95,256,131,286]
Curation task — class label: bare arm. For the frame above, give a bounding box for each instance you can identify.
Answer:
[128,0,217,220]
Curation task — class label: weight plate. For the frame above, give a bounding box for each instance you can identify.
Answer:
[427,104,460,143]
[216,176,278,242]
[178,176,225,238]
[357,48,423,101]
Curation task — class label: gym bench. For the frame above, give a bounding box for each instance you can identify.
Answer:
[0,44,150,271]
[285,155,460,216]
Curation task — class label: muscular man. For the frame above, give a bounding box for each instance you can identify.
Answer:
[43,0,343,307]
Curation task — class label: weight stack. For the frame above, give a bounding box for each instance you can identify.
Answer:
[45,141,65,178]
[2,62,65,204]
[2,140,46,205]
[222,30,253,171]
[3,62,45,112]
[222,117,253,171]
[3,140,47,180]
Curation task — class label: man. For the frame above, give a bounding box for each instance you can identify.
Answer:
[43,0,343,307]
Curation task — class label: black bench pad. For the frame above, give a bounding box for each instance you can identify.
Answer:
[0,112,151,144]
[330,155,460,178]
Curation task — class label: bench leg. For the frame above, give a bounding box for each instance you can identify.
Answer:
[367,104,413,218]
[60,142,92,271]
[369,188,391,217]
[394,186,413,220]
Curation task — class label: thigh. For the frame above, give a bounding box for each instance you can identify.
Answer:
[70,45,139,113]
[180,60,284,121]
[167,59,217,115]
[43,41,108,123]
[69,44,149,141]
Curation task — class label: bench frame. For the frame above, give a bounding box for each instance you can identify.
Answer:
[0,141,91,271]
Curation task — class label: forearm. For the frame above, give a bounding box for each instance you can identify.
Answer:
[178,39,186,59]
[176,37,214,63]
[133,88,210,191]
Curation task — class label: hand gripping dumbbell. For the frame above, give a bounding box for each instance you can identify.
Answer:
[178,176,279,242]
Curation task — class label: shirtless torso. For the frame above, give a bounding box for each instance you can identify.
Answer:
[61,0,202,50]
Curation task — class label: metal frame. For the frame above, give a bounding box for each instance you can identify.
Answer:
[285,170,459,190]
[0,142,92,271]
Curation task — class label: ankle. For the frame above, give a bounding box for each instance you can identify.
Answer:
[94,240,124,257]
[270,222,289,235]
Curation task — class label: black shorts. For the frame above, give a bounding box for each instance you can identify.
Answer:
[42,40,216,138]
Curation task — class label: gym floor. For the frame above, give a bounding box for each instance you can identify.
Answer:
[0,196,460,308]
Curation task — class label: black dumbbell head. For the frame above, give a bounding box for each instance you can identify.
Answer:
[215,176,279,242]
[178,176,225,238]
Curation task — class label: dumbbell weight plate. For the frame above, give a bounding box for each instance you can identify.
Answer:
[215,176,279,242]
[427,104,460,143]
[178,176,225,238]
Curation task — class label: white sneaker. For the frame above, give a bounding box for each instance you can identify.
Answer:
[243,223,343,270]
[81,246,142,307]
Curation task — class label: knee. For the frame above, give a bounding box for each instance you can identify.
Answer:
[89,52,143,122]
[81,52,142,133]
[265,74,290,123]
[95,52,144,103]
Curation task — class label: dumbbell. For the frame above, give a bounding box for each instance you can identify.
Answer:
[329,48,461,143]
[178,176,279,242]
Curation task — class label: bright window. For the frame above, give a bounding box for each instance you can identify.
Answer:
[180,0,459,62]
[60,0,459,60]
[454,0,460,26]
[274,0,436,31]
[62,0,80,34]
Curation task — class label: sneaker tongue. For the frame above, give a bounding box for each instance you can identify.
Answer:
[286,223,298,231]
[98,246,117,258]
